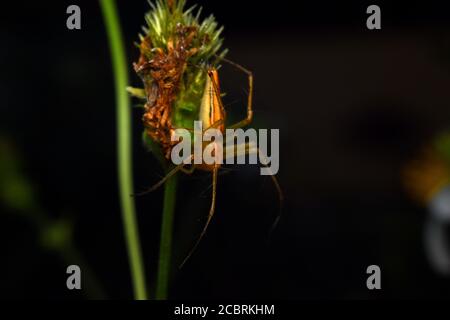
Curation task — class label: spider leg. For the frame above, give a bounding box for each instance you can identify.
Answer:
[171,118,224,135]
[257,148,284,234]
[179,165,219,268]
[133,155,194,196]
[206,119,224,130]
[214,55,254,129]
[207,68,227,117]
[180,165,196,175]
[224,141,284,233]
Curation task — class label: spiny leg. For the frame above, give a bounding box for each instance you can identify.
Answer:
[133,164,185,196]
[133,154,194,196]
[179,165,219,268]
[214,55,254,129]
[224,142,284,233]
[255,148,283,233]
[255,146,284,233]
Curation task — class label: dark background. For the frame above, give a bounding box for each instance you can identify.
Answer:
[1,0,450,299]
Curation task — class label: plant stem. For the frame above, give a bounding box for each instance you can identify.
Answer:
[156,173,178,300]
[100,0,148,300]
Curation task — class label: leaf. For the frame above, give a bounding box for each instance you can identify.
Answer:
[127,86,147,99]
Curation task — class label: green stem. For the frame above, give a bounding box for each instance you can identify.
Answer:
[100,0,148,300]
[156,173,178,300]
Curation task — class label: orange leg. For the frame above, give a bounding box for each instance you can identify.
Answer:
[179,165,219,268]
[214,56,254,129]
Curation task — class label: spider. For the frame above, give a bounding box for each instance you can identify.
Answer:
[129,0,283,267]
[138,58,282,267]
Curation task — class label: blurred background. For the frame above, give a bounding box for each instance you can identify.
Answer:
[1,0,450,299]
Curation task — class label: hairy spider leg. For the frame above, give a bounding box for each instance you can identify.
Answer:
[178,68,225,267]
[179,165,218,268]
[223,138,284,234]
[213,55,254,130]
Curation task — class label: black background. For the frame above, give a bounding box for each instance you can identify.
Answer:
[1,0,450,299]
